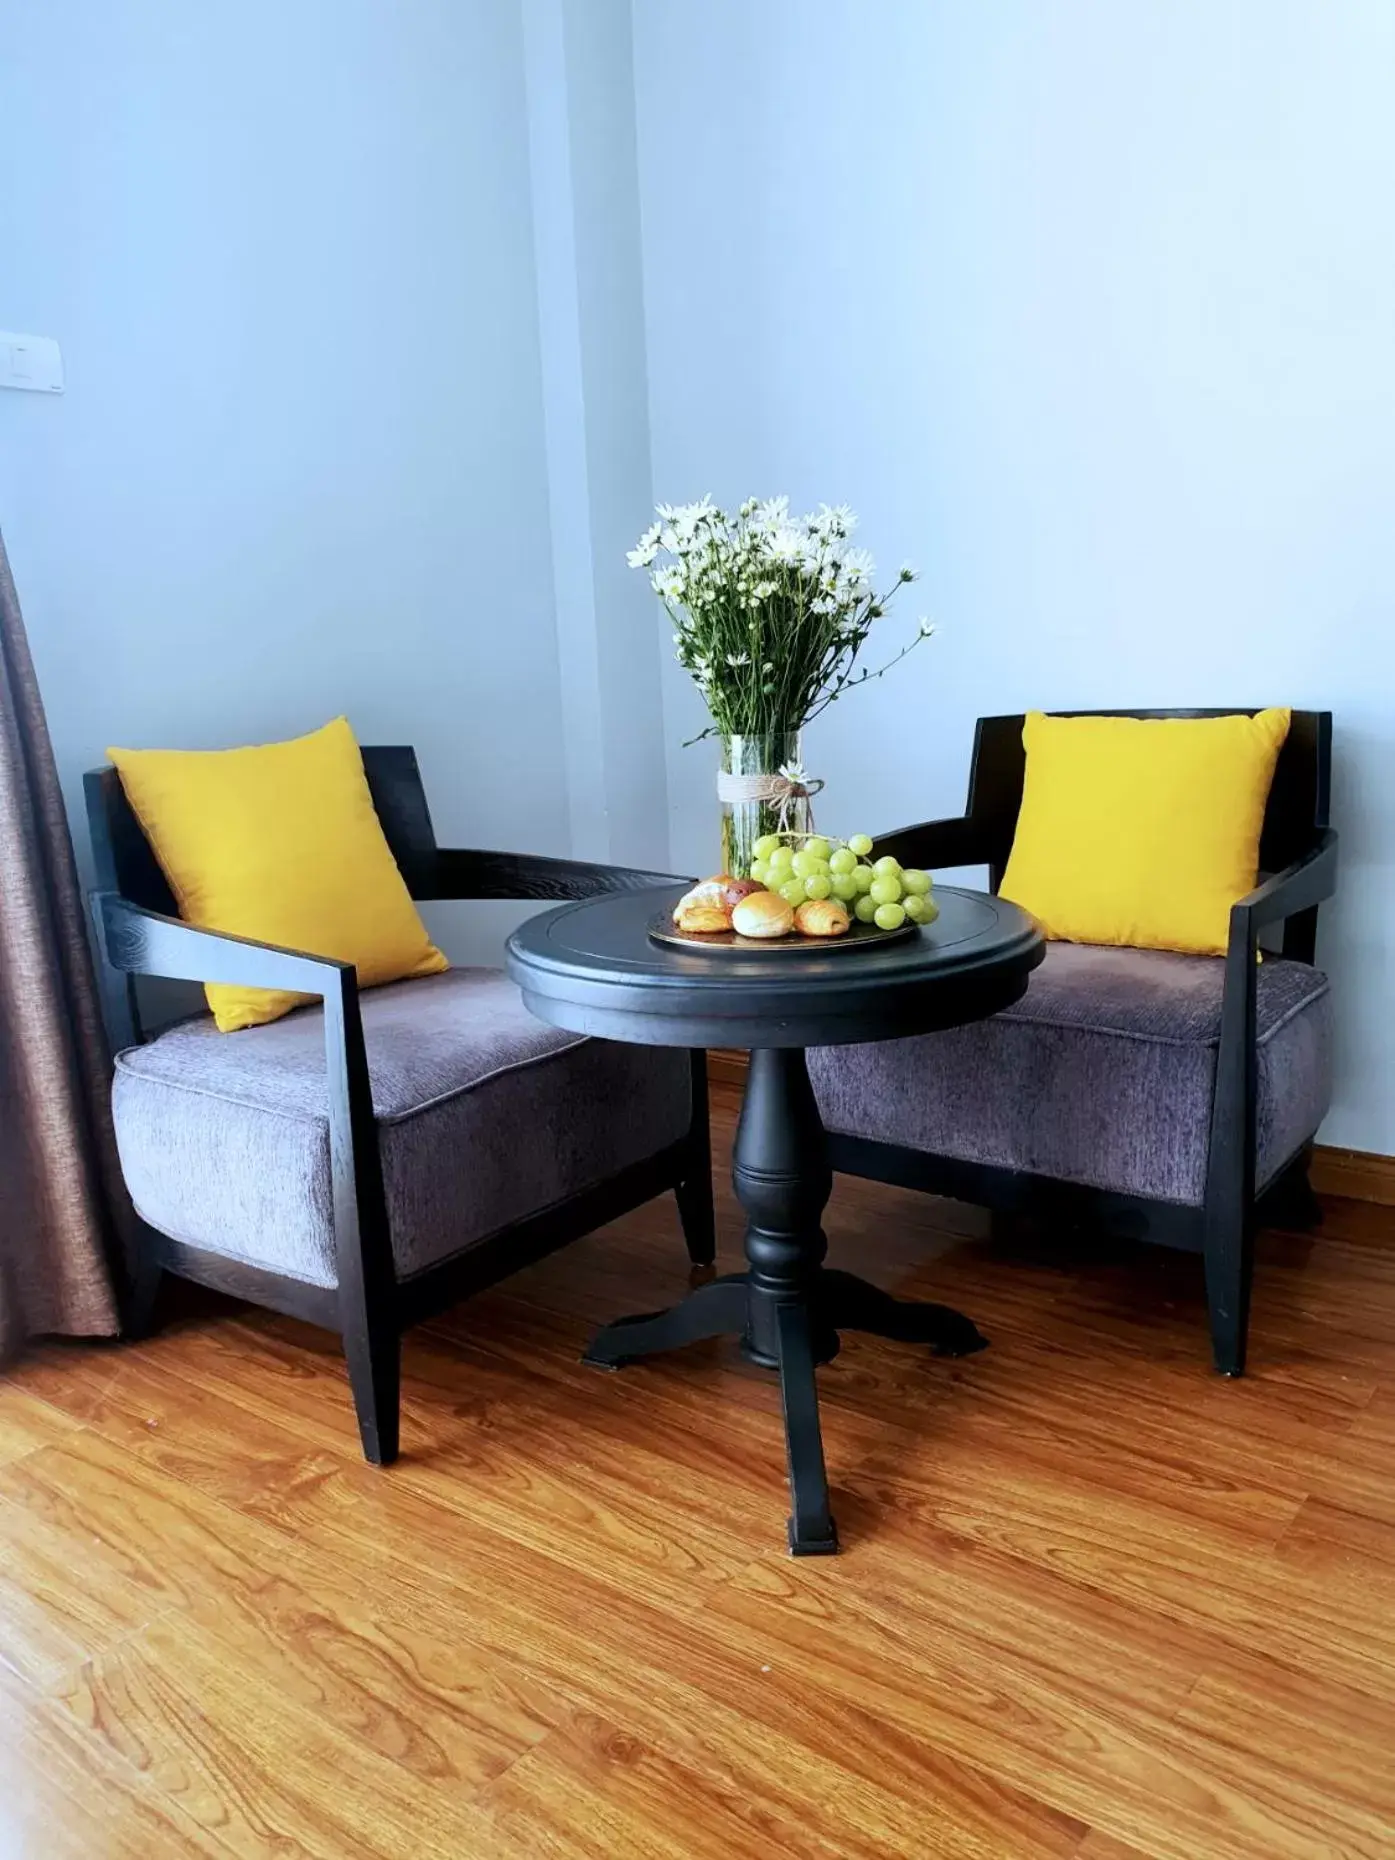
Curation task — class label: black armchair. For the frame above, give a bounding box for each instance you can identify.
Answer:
[811,709,1337,1375]
[85,747,713,1463]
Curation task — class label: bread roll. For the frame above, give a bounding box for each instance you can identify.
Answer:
[794,899,851,938]
[731,891,795,939]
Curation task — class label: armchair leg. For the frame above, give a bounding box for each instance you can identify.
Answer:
[122,1252,165,1341]
[1203,1209,1254,1378]
[677,1051,717,1267]
[1256,1148,1324,1233]
[344,1321,401,1465]
[676,1168,717,1268]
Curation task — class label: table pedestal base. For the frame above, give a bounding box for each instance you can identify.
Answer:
[582,1047,988,1555]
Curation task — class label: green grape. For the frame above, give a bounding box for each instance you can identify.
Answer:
[830,873,858,902]
[852,864,876,894]
[753,833,782,859]
[853,893,879,924]
[874,901,907,931]
[750,859,769,886]
[801,836,832,860]
[869,874,903,905]
[803,873,832,901]
[778,877,807,906]
[873,855,902,879]
[767,845,794,873]
[828,847,857,876]
[790,849,824,878]
[901,868,932,896]
[847,833,874,857]
[903,893,937,924]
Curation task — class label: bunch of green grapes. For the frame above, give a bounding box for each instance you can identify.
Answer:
[750,833,938,932]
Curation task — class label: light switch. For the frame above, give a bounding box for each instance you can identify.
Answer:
[0,332,64,393]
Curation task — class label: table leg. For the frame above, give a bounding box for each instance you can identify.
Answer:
[816,1267,988,1357]
[775,1300,838,1555]
[583,1275,747,1369]
[732,1048,842,1548]
[579,1044,985,1556]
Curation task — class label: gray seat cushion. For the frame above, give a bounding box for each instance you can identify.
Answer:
[809,943,1332,1207]
[113,969,691,1288]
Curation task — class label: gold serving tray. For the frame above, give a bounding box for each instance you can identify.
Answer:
[648,911,916,955]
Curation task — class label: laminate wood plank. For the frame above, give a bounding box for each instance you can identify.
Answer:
[799,1344,1305,1544]
[0,1385,84,1469]
[847,1450,1395,1701]
[61,1611,501,1858]
[0,1480,175,1689]
[8,1349,347,1527]
[0,1657,225,1859]
[1350,1382,1395,1443]
[474,1708,856,1860]
[1272,1495,1395,1569]
[1072,1835,1156,1859]
[479,1702,1085,1860]
[1173,1661,1395,1828]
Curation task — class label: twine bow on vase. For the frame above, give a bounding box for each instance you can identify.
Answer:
[714,764,825,837]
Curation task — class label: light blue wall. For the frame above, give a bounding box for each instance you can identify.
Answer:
[0,0,571,961]
[633,0,1395,1150]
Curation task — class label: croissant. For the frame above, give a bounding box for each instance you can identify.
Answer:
[675,903,732,935]
[794,899,851,938]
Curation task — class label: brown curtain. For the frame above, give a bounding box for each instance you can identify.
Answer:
[0,528,125,1358]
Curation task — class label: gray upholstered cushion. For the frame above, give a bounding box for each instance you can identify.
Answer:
[809,943,1332,1207]
[113,968,691,1288]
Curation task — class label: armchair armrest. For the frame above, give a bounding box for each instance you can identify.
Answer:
[1232,828,1338,934]
[422,847,687,903]
[1209,828,1339,1249]
[866,816,995,872]
[94,893,353,996]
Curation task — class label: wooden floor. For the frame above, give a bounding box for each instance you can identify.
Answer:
[2,1087,1394,1858]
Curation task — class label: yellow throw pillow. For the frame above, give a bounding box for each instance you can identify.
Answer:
[999,709,1291,957]
[108,717,448,1030]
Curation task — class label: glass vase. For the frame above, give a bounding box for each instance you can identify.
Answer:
[718,731,812,879]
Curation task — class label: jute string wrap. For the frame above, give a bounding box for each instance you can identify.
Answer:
[715,767,824,836]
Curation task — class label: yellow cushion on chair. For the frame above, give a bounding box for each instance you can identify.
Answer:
[108,717,448,1031]
[999,709,1291,957]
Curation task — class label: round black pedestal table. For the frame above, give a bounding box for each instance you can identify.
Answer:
[506,884,1043,1555]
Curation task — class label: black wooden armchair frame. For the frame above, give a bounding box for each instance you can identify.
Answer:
[849,708,1337,1376]
[84,748,714,1463]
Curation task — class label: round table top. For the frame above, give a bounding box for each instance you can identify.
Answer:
[506,883,1044,1050]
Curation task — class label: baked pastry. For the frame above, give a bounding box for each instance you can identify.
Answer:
[731,891,795,939]
[714,875,763,911]
[674,883,719,920]
[678,875,764,914]
[794,899,851,938]
[674,902,732,935]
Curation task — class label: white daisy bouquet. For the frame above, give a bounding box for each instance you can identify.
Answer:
[628,495,932,744]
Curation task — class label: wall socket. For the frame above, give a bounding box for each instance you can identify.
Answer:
[0,333,64,393]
